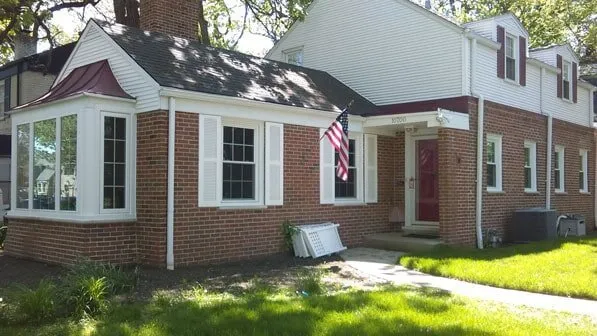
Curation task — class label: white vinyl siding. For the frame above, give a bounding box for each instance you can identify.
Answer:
[554,146,565,193]
[487,134,502,192]
[58,22,160,112]
[267,0,463,105]
[579,149,588,193]
[523,141,536,192]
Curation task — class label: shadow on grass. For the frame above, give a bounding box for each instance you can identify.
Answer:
[85,287,492,336]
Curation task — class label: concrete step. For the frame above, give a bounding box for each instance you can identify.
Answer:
[364,232,443,252]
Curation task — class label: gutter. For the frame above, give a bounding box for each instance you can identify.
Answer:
[468,36,484,249]
[166,97,176,270]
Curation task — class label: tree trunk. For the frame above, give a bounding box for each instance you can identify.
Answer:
[113,0,140,28]
[197,0,210,45]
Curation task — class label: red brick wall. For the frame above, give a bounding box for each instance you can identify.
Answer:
[171,112,399,266]
[440,98,595,245]
[4,219,137,265]
[136,111,169,266]
[140,0,199,41]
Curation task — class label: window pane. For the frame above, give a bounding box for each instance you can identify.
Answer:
[524,167,531,188]
[335,139,356,198]
[487,164,496,187]
[506,58,516,80]
[524,147,530,166]
[233,127,243,144]
[554,152,560,168]
[244,129,254,145]
[564,80,570,99]
[555,170,561,189]
[33,119,56,210]
[115,117,126,140]
[103,116,126,209]
[60,115,77,211]
[244,145,254,162]
[579,155,583,171]
[115,141,125,163]
[487,142,495,163]
[16,124,30,209]
[223,126,233,143]
[233,145,243,161]
[579,172,585,190]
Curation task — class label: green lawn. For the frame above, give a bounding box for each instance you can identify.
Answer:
[399,236,597,299]
[3,286,595,336]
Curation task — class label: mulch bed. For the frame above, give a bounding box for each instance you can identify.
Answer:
[0,251,384,299]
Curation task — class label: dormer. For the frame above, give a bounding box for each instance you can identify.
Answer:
[465,13,529,86]
[530,44,580,103]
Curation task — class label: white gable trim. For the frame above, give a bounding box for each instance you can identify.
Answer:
[55,20,160,112]
[494,13,529,37]
[266,0,320,58]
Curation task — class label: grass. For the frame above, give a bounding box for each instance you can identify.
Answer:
[2,285,595,336]
[399,236,597,299]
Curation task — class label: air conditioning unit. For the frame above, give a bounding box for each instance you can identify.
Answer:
[558,215,586,236]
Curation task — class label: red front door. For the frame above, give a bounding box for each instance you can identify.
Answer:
[416,139,439,222]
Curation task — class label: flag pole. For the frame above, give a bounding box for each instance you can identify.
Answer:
[319,99,354,142]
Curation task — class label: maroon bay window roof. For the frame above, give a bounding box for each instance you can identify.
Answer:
[17,59,133,109]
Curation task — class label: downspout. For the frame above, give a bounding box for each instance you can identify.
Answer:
[470,36,485,249]
[543,67,552,209]
[167,97,176,270]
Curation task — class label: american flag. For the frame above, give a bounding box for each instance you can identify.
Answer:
[324,109,350,181]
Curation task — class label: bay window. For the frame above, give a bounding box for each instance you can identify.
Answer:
[10,97,135,221]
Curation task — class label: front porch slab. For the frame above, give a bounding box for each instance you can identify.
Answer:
[363,232,443,252]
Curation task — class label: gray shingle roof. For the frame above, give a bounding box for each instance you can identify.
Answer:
[95,20,377,116]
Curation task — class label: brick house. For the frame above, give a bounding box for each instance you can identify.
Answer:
[4,0,596,268]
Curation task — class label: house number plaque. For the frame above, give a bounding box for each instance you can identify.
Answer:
[391,116,407,124]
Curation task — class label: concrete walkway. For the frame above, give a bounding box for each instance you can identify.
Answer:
[340,248,597,318]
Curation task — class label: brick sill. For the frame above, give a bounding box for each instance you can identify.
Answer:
[554,191,567,195]
[333,202,367,207]
[579,191,591,195]
[486,190,505,194]
[524,191,540,195]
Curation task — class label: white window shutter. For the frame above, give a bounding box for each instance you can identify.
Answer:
[265,122,284,206]
[198,114,222,207]
[320,129,335,204]
[364,134,378,203]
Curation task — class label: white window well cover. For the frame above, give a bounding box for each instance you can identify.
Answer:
[292,223,346,258]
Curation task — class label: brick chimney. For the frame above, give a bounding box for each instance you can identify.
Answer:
[140,0,199,41]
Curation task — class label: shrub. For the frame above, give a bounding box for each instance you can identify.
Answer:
[67,276,109,318]
[295,269,325,296]
[281,220,299,253]
[14,280,57,323]
[64,258,138,296]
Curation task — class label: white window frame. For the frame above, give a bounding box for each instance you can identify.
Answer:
[579,149,588,193]
[562,60,571,101]
[487,134,503,192]
[332,133,363,204]
[99,111,132,214]
[283,47,304,66]
[220,118,264,207]
[505,33,518,82]
[524,141,537,192]
[554,145,565,193]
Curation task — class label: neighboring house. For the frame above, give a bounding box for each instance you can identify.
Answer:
[3,0,595,268]
[0,43,75,209]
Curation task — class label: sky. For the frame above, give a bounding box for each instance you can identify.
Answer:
[48,1,275,57]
